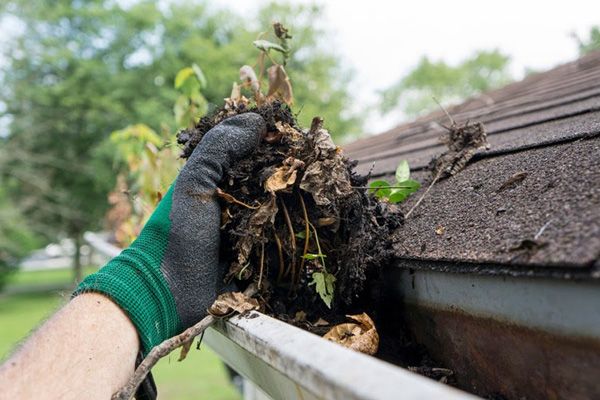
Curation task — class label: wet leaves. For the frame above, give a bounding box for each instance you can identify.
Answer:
[208,291,260,317]
[323,313,379,355]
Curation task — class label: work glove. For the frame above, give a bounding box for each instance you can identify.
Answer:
[74,113,265,356]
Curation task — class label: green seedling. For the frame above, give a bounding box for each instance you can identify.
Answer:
[368,160,421,203]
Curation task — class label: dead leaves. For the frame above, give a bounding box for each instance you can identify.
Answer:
[264,157,305,194]
[300,128,353,206]
[208,291,260,317]
[267,64,293,105]
[323,313,379,355]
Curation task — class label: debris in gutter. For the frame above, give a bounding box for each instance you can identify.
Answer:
[323,313,379,355]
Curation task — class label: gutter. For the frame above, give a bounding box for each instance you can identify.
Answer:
[204,311,478,400]
[83,231,479,399]
[385,264,600,399]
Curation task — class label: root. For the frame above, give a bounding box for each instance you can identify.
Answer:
[280,199,297,281]
[216,188,260,210]
[258,231,266,289]
[273,229,285,283]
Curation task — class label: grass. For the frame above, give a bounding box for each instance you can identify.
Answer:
[6,266,98,287]
[0,268,241,400]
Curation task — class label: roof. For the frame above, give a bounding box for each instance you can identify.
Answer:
[344,50,600,276]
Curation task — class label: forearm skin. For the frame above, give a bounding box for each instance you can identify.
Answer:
[0,293,139,400]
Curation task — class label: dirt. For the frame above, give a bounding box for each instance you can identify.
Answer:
[177,101,402,322]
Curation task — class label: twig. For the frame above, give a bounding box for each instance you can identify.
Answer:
[112,285,259,400]
[308,222,326,270]
[405,169,443,218]
[216,188,260,210]
[258,230,266,290]
[433,96,455,126]
[273,229,285,283]
[111,315,216,400]
[280,199,297,281]
[352,185,421,190]
[298,193,311,286]
[534,220,552,240]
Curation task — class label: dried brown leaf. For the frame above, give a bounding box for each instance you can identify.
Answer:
[240,65,260,92]
[229,196,279,278]
[265,167,297,193]
[299,127,352,205]
[313,318,330,327]
[274,121,302,141]
[267,65,293,105]
[323,313,379,355]
[294,311,307,322]
[208,291,260,317]
[264,157,305,194]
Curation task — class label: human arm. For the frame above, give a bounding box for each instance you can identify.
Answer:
[0,293,139,400]
[0,113,266,399]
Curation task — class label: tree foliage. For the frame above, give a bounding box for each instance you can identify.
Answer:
[0,1,359,267]
[380,50,513,118]
[573,26,600,55]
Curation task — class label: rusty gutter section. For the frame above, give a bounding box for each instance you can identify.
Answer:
[204,312,478,400]
[388,267,600,399]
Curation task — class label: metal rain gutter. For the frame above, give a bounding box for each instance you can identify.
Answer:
[388,265,600,399]
[204,312,479,400]
[83,232,478,399]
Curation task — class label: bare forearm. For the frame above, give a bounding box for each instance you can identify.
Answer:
[0,293,139,400]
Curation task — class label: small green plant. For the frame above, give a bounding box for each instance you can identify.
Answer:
[304,222,335,308]
[368,160,421,203]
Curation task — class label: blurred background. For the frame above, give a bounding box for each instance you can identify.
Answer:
[0,0,598,398]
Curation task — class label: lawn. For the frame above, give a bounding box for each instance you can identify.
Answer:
[0,268,241,400]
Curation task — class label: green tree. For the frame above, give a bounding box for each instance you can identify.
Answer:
[0,1,359,280]
[573,26,600,55]
[381,49,513,118]
[0,184,41,290]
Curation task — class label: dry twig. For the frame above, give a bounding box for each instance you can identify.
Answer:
[112,286,258,400]
[111,315,216,400]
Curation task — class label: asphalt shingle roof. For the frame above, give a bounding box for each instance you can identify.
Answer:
[344,51,600,276]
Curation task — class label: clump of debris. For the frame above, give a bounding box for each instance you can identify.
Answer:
[178,100,402,324]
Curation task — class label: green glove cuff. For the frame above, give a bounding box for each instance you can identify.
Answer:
[74,185,182,355]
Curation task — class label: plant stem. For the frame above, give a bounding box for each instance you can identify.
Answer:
[308,221,326,271]
[298,193,311,285]
[258,231,265,290]
[352,185,419,190]
[273,229,285,283]
[280,198,297,281]
[405,170,442,218]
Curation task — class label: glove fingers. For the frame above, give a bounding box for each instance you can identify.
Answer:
[181,113,266,191]
[163,113,265,328]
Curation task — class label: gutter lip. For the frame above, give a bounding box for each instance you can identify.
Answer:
[205,311,479,400]
[392,257,600,281]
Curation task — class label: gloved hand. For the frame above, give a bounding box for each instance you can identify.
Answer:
[75,113,265,356]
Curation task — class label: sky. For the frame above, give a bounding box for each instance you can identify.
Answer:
[218,0,600,133]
